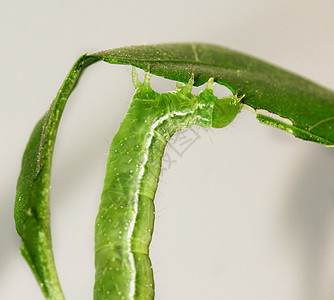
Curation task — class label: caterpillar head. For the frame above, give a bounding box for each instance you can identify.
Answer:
[212,93,242,128]
[203,78,242,128]
[196,78,242,129]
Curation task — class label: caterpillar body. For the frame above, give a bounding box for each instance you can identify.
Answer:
[94,69,242,300]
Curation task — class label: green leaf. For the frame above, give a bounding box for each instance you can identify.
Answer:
[14,54,98,300]
[91,43,334,145]
[15,42,334,299]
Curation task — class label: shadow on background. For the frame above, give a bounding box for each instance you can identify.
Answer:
[0,178,22,280]
[283,146,334,300]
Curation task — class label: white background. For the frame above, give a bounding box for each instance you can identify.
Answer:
[1,0,334,299]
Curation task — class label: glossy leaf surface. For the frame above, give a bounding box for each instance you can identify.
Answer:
[92,43,334,145]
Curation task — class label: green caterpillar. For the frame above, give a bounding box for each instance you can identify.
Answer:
[94,68,242,300]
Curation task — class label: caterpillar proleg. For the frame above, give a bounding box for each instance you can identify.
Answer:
[94,68,242,300]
